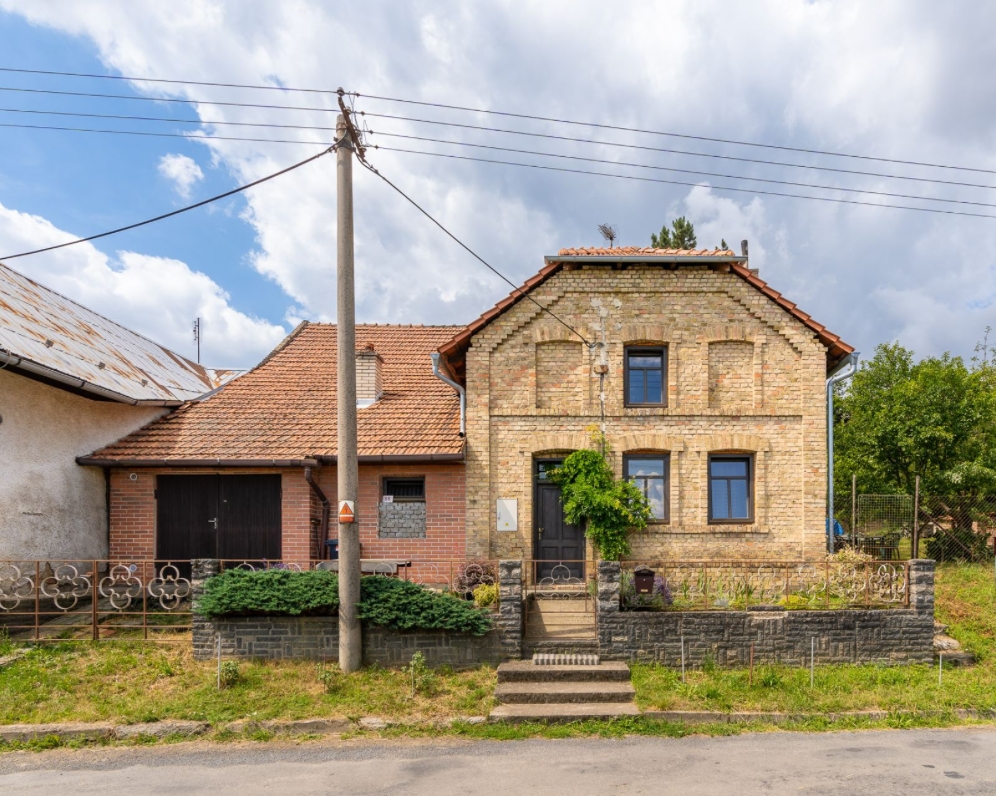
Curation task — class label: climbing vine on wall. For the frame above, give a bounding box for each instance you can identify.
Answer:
[548,429,652,560]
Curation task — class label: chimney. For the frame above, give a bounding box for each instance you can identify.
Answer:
[355,344,383,408]
[741,239,759,275]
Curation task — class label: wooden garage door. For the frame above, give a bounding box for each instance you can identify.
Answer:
[156,475,282,561]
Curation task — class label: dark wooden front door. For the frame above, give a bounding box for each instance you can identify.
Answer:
[533,459,585,580]
[156,475,282,561]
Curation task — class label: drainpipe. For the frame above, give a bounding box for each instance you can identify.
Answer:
[826,352,859,553]
[431,352,466,437]
[304,467,331,559]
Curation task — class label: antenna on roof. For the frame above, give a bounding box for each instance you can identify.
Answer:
[192,317,201,363]
[597,224,617,248]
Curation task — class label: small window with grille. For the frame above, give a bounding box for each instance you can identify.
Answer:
[383,477,425,502]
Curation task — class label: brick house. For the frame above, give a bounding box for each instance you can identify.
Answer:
[86,247,851,569]
[438,247,853,574]
[81,324,467,565]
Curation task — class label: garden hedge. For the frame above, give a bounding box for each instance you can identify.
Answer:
[196,569,492,635]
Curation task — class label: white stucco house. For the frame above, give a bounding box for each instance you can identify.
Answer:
[0,261,232,561]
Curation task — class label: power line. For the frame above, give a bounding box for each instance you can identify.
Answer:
[0,84,340,114]
[0,66,986,176]
[353,92,996,177]
[0,120,331,146]
[359,112,996,192]
[356,156,591,345]
[0,105,334,132]
[1,83,992,191]
[0,65,341,96]
[0,145,335,260]
[5,106,988,207]
[369,130,996,210]
[374,145,996,220]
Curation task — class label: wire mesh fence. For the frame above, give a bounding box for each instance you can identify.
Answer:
[833,489,996,562]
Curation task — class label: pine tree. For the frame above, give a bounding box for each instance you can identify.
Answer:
[650,216,697,249]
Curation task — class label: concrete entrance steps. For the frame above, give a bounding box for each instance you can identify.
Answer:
[490,660,638,723]
[524,597,596,641]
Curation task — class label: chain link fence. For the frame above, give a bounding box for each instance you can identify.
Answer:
[834,489,996,562]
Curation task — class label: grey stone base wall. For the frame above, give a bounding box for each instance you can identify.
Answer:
[190,558,522,668]
[597,608,934,665]
[193,616,503,667]
[595,559,936,666]
[377,501,426,538]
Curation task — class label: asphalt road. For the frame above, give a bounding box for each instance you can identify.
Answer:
[1,728,995,795]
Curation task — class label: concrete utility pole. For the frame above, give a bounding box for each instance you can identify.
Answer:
[336,111,361,673]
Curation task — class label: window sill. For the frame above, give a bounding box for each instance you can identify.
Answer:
[651,524,768,535]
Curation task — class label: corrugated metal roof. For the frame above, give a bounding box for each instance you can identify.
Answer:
[0,261,232,404]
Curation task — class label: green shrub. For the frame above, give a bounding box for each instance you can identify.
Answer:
[403,651,438,697]
[359,576,492,635]
[473,582,499,608]
[219,660,241,689]
[316,662,343,695]
[196,569,339,618]
[196,569,492,635]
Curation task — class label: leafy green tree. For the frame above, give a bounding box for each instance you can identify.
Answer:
[651,216,697,249]
[834,342,996,517]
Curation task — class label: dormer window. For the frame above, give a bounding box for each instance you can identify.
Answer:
[624,346,667,406]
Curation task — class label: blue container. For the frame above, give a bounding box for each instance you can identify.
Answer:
[325,539,339,560]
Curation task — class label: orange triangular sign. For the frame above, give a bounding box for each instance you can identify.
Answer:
[337,500,355,524]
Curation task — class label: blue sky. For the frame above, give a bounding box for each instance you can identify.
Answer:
[0,13,287,332]
[1,1,995,370]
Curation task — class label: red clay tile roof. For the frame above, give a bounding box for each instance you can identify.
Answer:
[83,323,464,464]
[557,246,738,256]
[438,248,853,379]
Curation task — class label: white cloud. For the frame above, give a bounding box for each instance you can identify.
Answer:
[0,202,286,368]
[3,0,996,361]
[157,153,204,199]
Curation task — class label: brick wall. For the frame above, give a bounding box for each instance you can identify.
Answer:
[108,468,313,562]
[708,340,754,410]
[109,463,466,565]
[463,264,831,562]
[317,462,465,570]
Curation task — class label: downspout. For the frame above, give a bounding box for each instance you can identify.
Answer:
[431,352,466,437]
[826,352,860,553]
[304,467,331,559]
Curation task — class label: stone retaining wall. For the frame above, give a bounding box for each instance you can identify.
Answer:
[190,558,520,667]
[595,560,936,665]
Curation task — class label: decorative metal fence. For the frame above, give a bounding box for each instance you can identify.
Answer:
[618,559,910,611]
[0,558,503,642]
[216,558,500,597]
[0,560,192,642]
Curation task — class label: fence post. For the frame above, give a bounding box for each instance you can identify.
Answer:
[851,474,857,547]
[908,559,935,616]
[913,475,921,559]
[496,560,523,661]
[596,561,621,660]
[191,559,220,660]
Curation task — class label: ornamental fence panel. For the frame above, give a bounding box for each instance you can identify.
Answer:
[0,560,192,642]
[617,559,910,611]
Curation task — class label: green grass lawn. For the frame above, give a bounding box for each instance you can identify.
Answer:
[0,643,495,725]
[633,560,996,714]
[1,562,993,738]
